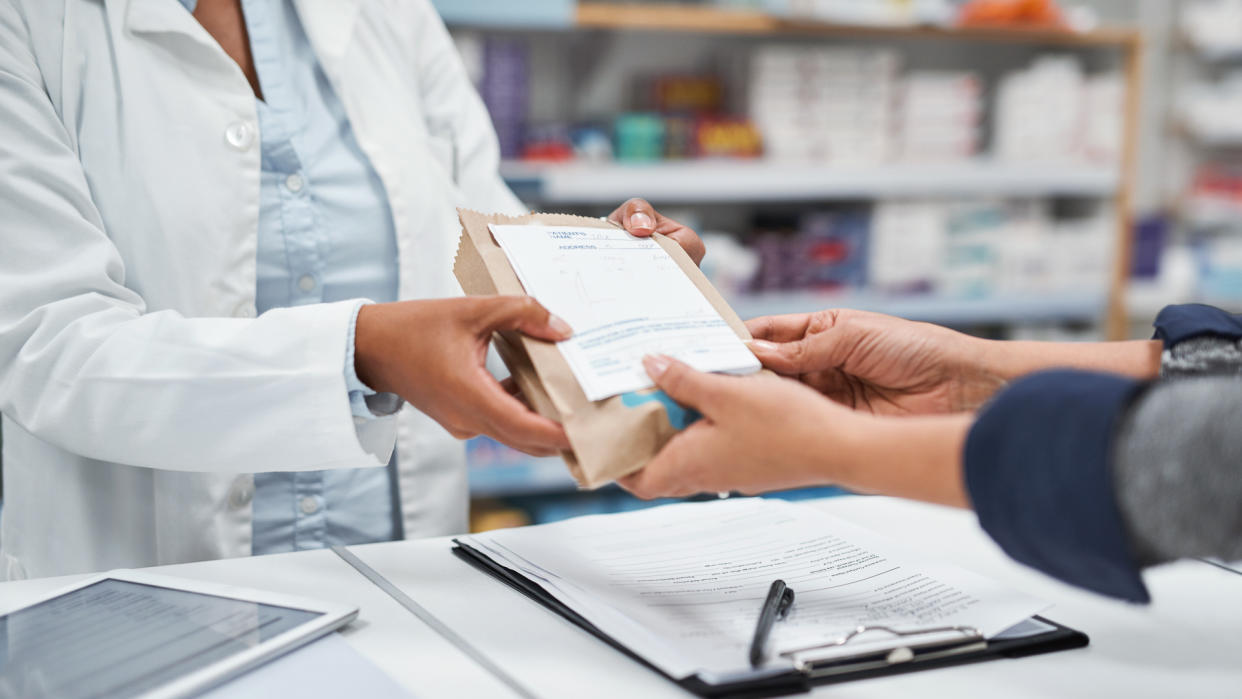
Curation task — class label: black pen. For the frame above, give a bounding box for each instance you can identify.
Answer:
[749,579,795,667]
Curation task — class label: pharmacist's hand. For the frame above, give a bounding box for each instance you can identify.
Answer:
[745,309,1004,415]
[609,198,705,266]
[354,297,573,456]
[618,356,862,498]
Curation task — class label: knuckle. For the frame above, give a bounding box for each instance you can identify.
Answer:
[819,309,843,330]
[513,296,543,319]
[786,339,811,366]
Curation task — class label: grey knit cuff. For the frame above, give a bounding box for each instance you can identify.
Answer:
[1114,376,1242,566]
[1161,336,1242,378]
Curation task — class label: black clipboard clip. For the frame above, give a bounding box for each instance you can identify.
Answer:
[778,624,986,678]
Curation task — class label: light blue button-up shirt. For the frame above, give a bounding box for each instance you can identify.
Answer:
[177,0,402,554]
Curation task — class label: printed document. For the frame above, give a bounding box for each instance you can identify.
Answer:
[459,498,1049,680]
[489,224,760,401]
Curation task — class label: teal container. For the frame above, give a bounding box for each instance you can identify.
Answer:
[614,113,666,162]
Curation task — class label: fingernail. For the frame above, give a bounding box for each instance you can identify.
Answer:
[642,354,672,378]
[548,314,573,338]
[629,212,654,231]
[746,339,778,352]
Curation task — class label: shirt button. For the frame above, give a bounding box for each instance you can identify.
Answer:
[225,121,255,151]
[285,173,305,193]
[298,275,316,293]
[299,496,320,515]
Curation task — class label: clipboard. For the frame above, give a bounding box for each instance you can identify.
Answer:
[452,543,1088,698]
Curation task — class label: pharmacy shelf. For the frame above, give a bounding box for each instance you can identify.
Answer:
[431,0,574,28]
[576,3,1136,48]
[1179,118,1242,149]
[576,3,1137,46]
[1179,32,1242,63]
[1178,196,1242,229]
[727,290,1107,326]
[434,2,1138,47]
[501,160,1120,204]
[435,1,1138,47]
[1190,44,1242,63]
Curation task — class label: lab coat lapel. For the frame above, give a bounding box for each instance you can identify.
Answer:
[120,0,211,42]
[115,0,253,96]
[292,0,360,67]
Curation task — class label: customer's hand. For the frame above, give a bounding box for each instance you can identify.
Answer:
[618,355,973,507]
[354,297,573,456]
[745,309,1004,415]
[609,198,705,266]
[617,356,863,498]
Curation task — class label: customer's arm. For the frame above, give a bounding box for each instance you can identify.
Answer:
[623,304,1242,602]
[745,309,1161,414]
[617,360,1158,600]
[964,303,1242,601]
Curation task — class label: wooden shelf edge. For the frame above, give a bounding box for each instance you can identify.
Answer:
[574,3,1139,47]
[576,2,780,34]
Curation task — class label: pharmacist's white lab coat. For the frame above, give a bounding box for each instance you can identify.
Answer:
[0,0,523,580]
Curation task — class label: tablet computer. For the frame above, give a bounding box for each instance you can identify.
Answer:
[0,569,359,699]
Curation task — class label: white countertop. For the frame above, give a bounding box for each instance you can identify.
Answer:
[3,495,1239,698]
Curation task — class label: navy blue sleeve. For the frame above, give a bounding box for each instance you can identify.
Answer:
[964,370,1151,602]
[1153,304,1242,346]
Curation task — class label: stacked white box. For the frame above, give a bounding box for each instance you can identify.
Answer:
[993,56,1086,163]
[1048,211,1115,292]
[870,199,1112,296]
[868,200,945,292]
[1082,73,1124,164]
[1178,70,1242,145]
[750,46,899,163]
[994,56,1123,166]
[895,71,982,162]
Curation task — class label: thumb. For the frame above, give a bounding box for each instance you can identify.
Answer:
[642,355,729,415]
[478,296,572,342]
[745,338,818,375]
[609,197,657,237]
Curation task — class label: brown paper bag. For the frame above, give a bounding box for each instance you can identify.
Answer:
[453,209,756,489]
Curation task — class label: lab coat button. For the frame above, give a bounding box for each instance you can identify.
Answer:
[299,496,320,515]
[224,121,255,151]
[233,303,256,318]
[285,173,305,192]
[228,480,254,509]
[298,275,316,293]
